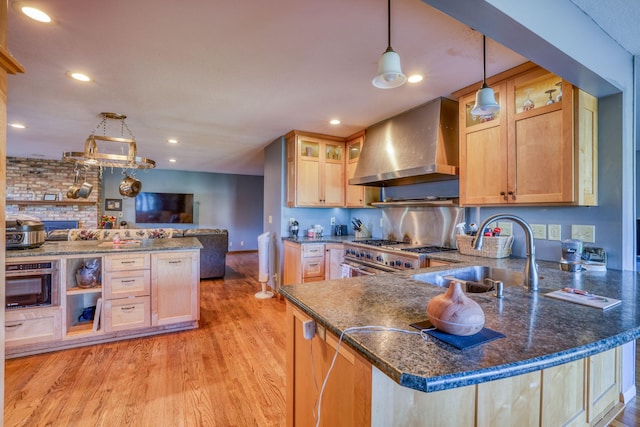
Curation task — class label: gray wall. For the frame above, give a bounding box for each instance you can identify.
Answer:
[102,169,263,251]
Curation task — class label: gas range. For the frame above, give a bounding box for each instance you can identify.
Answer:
[343,239,455,272]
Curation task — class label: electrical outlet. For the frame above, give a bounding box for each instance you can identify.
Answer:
[268,215,272,224]
[330,217,335,225]
[497,221,513,236]
[548,224,561,241]
[571,225,596,243]
[118,212,123,218]
[531,224,546,240]
[229,242,232,247]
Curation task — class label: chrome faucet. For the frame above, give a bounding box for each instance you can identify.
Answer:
[473,214,539,292]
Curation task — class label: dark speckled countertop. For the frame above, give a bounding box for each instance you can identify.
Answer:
[280,251,640,393]
[5,237,202,258]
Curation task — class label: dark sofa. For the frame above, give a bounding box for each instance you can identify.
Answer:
[46,227,228,279]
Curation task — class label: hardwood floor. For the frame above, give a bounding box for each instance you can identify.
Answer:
[4,252,640,426]
[5,252,287,426]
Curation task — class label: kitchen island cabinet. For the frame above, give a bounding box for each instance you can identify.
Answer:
[5,238,201,358]
[456,62,598,206]
[281,255,636,426]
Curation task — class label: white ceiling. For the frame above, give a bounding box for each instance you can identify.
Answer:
[5,1,635,176]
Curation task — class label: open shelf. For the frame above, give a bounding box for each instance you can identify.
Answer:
[67,286,102,295]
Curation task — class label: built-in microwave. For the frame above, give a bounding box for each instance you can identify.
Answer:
[5,260,59,309]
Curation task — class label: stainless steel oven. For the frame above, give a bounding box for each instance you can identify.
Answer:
[342,239,455,277]
[6,260,59,309]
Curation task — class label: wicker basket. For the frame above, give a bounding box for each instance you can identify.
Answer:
[456,234,514,259]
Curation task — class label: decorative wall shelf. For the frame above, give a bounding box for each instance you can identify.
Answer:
[6,200,96,206]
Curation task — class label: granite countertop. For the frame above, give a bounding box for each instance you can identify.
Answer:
[280,252,640,393]
[282,235,358,244]
[6,237,203,258]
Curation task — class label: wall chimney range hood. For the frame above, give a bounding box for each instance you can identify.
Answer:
[349,97,459,187]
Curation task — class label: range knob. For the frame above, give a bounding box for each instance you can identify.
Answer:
[359,252,365,258]
[394,260,402,266]
[376,255,383,262]
[365,253,372,259]
[404,261,413,269]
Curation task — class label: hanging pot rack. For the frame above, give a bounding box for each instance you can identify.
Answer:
[62,112,156,170]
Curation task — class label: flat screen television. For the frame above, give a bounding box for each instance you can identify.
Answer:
[135,192,194,224]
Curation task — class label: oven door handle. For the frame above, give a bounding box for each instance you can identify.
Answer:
[341,263,376,277]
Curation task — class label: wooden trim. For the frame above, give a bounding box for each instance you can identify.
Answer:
[0,44,25,74]
[451,61,538,98]
[285,129,346,142]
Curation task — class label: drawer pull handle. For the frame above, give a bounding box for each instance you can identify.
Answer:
[168,260,182,264]
[121,306,136,311]
[120,261,136,265]
[6,323,23,328]
[121,279,136,284]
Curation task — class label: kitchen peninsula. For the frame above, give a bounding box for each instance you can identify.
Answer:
[6,238,201,358]
[281,254,638,426]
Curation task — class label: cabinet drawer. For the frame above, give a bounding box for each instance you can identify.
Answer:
[302,257,325,279]
[104,253,150,272]
[302,244,324,258]
[104,296,151,332]
[104,270,151,299]
[5,308,62,347]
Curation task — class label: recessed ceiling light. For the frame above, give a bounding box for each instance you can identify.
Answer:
[66,71,91,82]
[408,74,424,84]
[167,139,179,144]
[9,123,26,129]
[329,119,340,125]
[169,158,177,163]
[21,6,51,23]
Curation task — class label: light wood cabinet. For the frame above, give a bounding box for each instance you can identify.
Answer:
[104,253,151,332]
[324,243,344,280]
[286,130,345,207]
[5,308,62,348]
[151,251,200,326]
[457,63,597,206]
[283,241,329,284]
[286,303,371,427]
[345,132,379,208]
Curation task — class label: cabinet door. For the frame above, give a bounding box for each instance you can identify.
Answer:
[540,358,587,426]
[283,240,302,285]
[296,136,322,206]
[459,84,508,205]
[322,142,345,206]
[588,347,621,424]
[345,134,379,208]
[325,243,344,280]
[151,251,199,326]
[104,296,151,332]
[286,303,371,427]
[508,69,573,204]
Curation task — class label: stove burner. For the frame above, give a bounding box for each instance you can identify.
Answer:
[400,246,457,254]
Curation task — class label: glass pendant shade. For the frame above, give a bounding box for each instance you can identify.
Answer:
[372,47,407,89]
[470,83,500,116]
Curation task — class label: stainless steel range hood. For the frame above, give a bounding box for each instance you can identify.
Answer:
[349,97,459,187]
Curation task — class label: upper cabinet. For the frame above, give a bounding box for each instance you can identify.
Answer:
[456,63,598,207]
[286,130,345,208]
[345,131,380,208]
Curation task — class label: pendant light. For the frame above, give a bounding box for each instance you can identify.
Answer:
[372,0,406,89]
[470,35,499,116]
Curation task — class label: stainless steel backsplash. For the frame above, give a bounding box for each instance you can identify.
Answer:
[381,206,465,248]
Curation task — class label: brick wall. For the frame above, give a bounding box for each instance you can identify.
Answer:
[5,157,102,228]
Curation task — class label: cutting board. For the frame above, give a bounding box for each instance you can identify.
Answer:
[544,290,621,310]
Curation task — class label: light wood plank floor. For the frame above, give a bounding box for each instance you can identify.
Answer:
[5,252,287,426]
[5,252,640,426]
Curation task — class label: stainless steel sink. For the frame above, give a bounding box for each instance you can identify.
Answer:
[412,265,524,292]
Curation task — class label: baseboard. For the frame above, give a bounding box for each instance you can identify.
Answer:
[621,384,637,403]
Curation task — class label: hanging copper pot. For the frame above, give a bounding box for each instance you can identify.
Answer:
[119,174,142,197]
